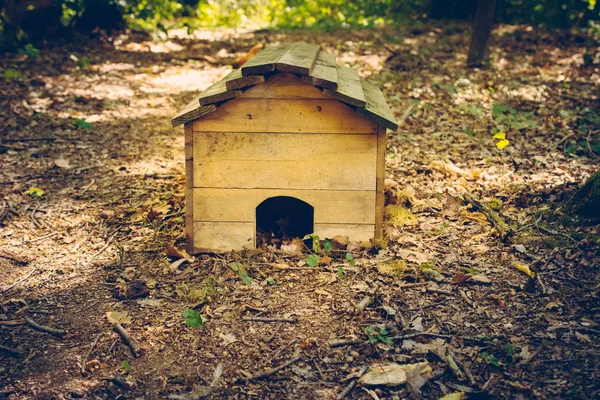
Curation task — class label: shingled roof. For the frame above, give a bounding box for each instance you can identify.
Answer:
[172,42,398,131]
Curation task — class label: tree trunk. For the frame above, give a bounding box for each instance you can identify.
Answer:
[570,170,600,219]
[467,0,496,67]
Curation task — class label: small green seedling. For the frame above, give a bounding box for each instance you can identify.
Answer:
[182,308,203,327]
[121,360,132,371]
[365,326,392,344]
[479,351,500,367]
[75,118,92,131]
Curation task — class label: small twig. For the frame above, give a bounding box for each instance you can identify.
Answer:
[270,340,297,361]
[17,231,60,246]
[426,287,453,295]
[107,338,118,354]
[449,349,476,386]
[397,309,408,330]
[82,333,103,374]
[0,344,21,357]
[0,268,36,293]
[264,324,283,343]
[397,282,430,289]
[328,338,362,348]
[391,332,452,341]
[446,352,466,380]
[113,323,142,358]
[87,231,118,264]
[80,179,96,195]
[242,317,297,323]
[586,129,600,159]
[2,137,56,143]
[24,316,66,336]
[242,355,301,382]
[337,365,368,400]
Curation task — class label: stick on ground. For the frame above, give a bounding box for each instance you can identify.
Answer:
[243,355,301,382]
[337,365,368,400]
[242,317,297,323]
[0,344,22,357]
[24,316,66,336]
[113,323,142,358]
[82,333,103,374]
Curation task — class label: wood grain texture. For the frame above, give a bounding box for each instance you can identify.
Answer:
[193,188,376,224]
[241,73,328,99]
[192,98,377,134]
[172,102,216,128]
[276,42,320,75]
[300,51,338,90]
[198,80,242,106]
[223,68,266,90]
[242,43,291,76]
[323,65,366,108]
[357,81,398,131]
[375,125,386,237]
[185,124,195,254]
[314,223,375,242]
[193,221,254,252]
[193,132,377,190]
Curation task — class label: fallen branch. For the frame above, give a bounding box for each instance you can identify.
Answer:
[337,365,368,400]
[463,193,512,241]
[0,319,25,326]
[0,250,29,265]
[0,344,21,357]
[242,317,297,323]
[113,323,142,358]
[24,316,66,336]
[242,355,301,382]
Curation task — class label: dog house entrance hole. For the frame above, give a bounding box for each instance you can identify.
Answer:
[256,196,314,248]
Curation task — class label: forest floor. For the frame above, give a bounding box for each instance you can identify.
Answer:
[1,23,599,400]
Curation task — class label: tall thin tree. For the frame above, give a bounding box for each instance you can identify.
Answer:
[467,0,496,67]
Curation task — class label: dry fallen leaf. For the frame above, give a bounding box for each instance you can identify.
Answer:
[106,311,131,325]
[359,362,432,386]
[514,262,535,277]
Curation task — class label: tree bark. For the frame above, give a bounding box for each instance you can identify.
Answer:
[570,170,600,219]
[467,0,496,67]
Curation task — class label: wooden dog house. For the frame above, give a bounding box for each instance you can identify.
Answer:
[172,43,398,253]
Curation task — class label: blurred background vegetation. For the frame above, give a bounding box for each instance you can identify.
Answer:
[0,0,598,50]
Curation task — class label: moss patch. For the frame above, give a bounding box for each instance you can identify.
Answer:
[176,278,215,304]
[385,205,418,227]
[376,259,408,276]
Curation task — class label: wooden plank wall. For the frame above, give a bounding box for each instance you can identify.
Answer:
[190,75,382,252]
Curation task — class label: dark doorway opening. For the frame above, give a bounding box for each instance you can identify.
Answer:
[256,196,314,248]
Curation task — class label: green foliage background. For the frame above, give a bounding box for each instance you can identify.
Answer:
[0,0,598,48]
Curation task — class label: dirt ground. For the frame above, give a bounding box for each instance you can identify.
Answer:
[1,24,599,399]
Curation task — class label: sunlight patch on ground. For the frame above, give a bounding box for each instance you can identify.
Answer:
[116,39,185,53]
[139,66,230,94]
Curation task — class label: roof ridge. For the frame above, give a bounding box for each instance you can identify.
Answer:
[172,43,398,131]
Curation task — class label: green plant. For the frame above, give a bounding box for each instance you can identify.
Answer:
[121,360,132,371]
[74,118,92,131]
[4,69,24,80]
[19,44,40,58]
[229,262,252,285]
[479,351,500,367]
[182,308,203,327]
[365,326,392,344]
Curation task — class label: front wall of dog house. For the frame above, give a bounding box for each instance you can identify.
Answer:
[187,74,383,253]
